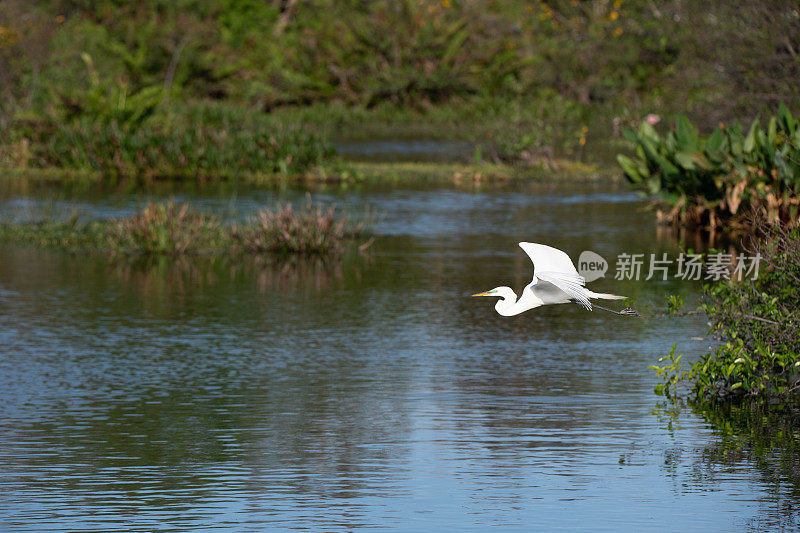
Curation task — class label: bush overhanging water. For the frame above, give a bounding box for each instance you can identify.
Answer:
[652,217,800,402]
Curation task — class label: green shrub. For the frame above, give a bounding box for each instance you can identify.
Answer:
[0,217,107,251]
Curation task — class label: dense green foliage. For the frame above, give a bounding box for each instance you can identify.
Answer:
[652,220,800,402]
[4,103,333,178]
[1,0,799,175]
[0,199,359,255]
[619,106,800,227]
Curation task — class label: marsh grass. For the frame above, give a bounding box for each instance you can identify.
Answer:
[0,197,360,256]
[232,195,359,255]
[106,201,225,254]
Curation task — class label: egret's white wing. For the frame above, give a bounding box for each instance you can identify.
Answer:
[536,271,592,309]
[519,242,592,309]
[518,242,580,278]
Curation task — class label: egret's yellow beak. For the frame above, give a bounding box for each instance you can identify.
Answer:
[471,291,492,297]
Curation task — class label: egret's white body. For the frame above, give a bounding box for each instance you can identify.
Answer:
[473,242,627,316]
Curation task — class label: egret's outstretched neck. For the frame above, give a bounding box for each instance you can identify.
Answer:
[494,286,543,316]
[494,289,519,316]
[494,287,524,316]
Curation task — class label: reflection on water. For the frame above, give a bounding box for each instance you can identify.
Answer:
[108,253,361,296]
[0,178,797,531]
[655,400,800,531]
[693,402,800,531]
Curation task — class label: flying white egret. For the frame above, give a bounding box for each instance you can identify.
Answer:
[472,242,637,317]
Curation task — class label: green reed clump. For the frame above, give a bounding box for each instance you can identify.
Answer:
[106,201,225,254]
[0,198,361,256]
[232,196,358,255]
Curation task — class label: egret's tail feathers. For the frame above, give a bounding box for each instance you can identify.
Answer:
[590,292,627,300]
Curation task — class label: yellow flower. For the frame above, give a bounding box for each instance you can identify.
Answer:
[581,125,589,133]
[579,136,586,146]
[613,27,623,37]
[609,11,619,21]
[0,26,19,47]
[613,0,623,8]
[442,0,451,7]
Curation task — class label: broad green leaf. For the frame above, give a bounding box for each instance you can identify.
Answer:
[674,151,697,170]
[778,102,794,133]
[705,128,725,156]
[768,116,777,146]
[639,121,661,143]
[675,115,698,150]
[743,119,759,154]
[617,154,644,183]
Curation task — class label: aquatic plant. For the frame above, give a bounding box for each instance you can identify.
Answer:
[0,217,107,251]
[618,105,800,228]
[0,198,361,257]
[232,195,357,255]
[106,201,224,254]
[652,217,800,402]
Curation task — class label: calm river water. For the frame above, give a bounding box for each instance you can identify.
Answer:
[0,178,797,531]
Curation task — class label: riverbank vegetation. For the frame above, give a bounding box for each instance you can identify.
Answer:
[2,1,799,179]
[652,218,800,403]
[618,105,800,229]
[0,198,361,255]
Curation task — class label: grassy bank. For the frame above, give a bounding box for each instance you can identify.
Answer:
[1,94,599,181]
[0,198,361,256]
